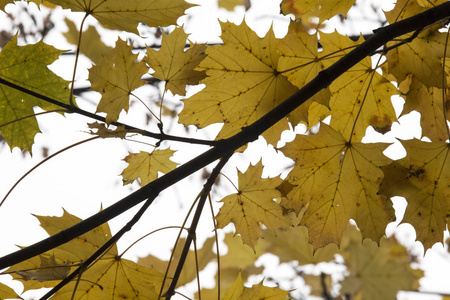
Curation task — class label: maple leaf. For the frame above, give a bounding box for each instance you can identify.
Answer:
[280,0,356,23]
[261,225,338,265]
[52,258,167,300]
[339,226,423,300]
[380,139,450,250]
[15,255,70,282]
[0,0,13,11]
[121,148,178,186]
[0,35,70,153]
[218,0,250,11]
[87,122,127,139]
[318,31,398,141]
[280,124,394,249]
[138,236,216,288]
[178,20,298,146]
[0,282,20,299]
[401,76,450,142]
[63,18,113,65]
[196,233,264,300]
[222,273,290,300]
[8,210,168,298]
[45,0,194,34]
[89,38,148,124]
[215,161,292,249]
[277,20,331,128]
[384,0,450,88]
[145,26,206,96]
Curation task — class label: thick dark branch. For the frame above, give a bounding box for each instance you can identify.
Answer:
[0,77,217,146]
[1,1,449,270]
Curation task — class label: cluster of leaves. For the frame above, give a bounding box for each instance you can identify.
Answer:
[0,0,449,299]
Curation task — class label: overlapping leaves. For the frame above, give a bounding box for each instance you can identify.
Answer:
[6,210,167,298]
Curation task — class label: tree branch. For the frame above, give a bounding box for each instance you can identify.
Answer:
[163,155,231,299]
[0,77,218,147]
[1,1,449,270]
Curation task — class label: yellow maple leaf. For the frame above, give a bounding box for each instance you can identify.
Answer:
[0,36,70,153]
[138,236,216,288]
[277,20,331,128]
[384,0,450,88]
[145,26,206,96]
[402,76,450,142]
[8,210,167,298]
[340,226,423,300]
[218,0,250,11]
[89,38,148,124]
[63,18,112,65]
[215,161,292,249]
[45,0,193,34]
[197,233,264,300]
[178,20,298,146]
[52,257,167,299]
[380,139,450,250]
[87,122,127,139]
[121,148,178,186]
[0,282,20,299]
[222,273,290,300]
[318,31,398,141]
[15,255,70,282]
[261,225,338,265]
[280,124,394,249]
[280,0,356,23]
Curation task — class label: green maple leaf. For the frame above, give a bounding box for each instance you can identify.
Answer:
[0,36,70,153]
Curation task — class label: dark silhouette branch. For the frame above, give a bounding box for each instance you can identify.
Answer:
[0,76,217,147]
[0,1,449,270]
[163,155,231,299]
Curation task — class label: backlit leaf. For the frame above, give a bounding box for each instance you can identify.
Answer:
[402,76,450,142]
[222,273,290,300]
[145,26,206,96]
[138,236,216,288]
[89,38,148,124]
[384,0,450,88]
[179,20,298,146]
[340,226,423,300]
[280,0,356,23]
[380,139,450,250]
[215,161,292,249]
[280,124,394,249]
[46,0,194,34]
[0,282,20,299]
[0,36,70,153]
[277,20,331,127]
[121,148,178,186]
[63,18,112,65]
[319,31,398,141]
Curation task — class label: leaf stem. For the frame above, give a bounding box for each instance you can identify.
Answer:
[0,136,100,207]
[68,13,89,107]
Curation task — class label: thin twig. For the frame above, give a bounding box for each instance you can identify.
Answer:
[163,155,231,299]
